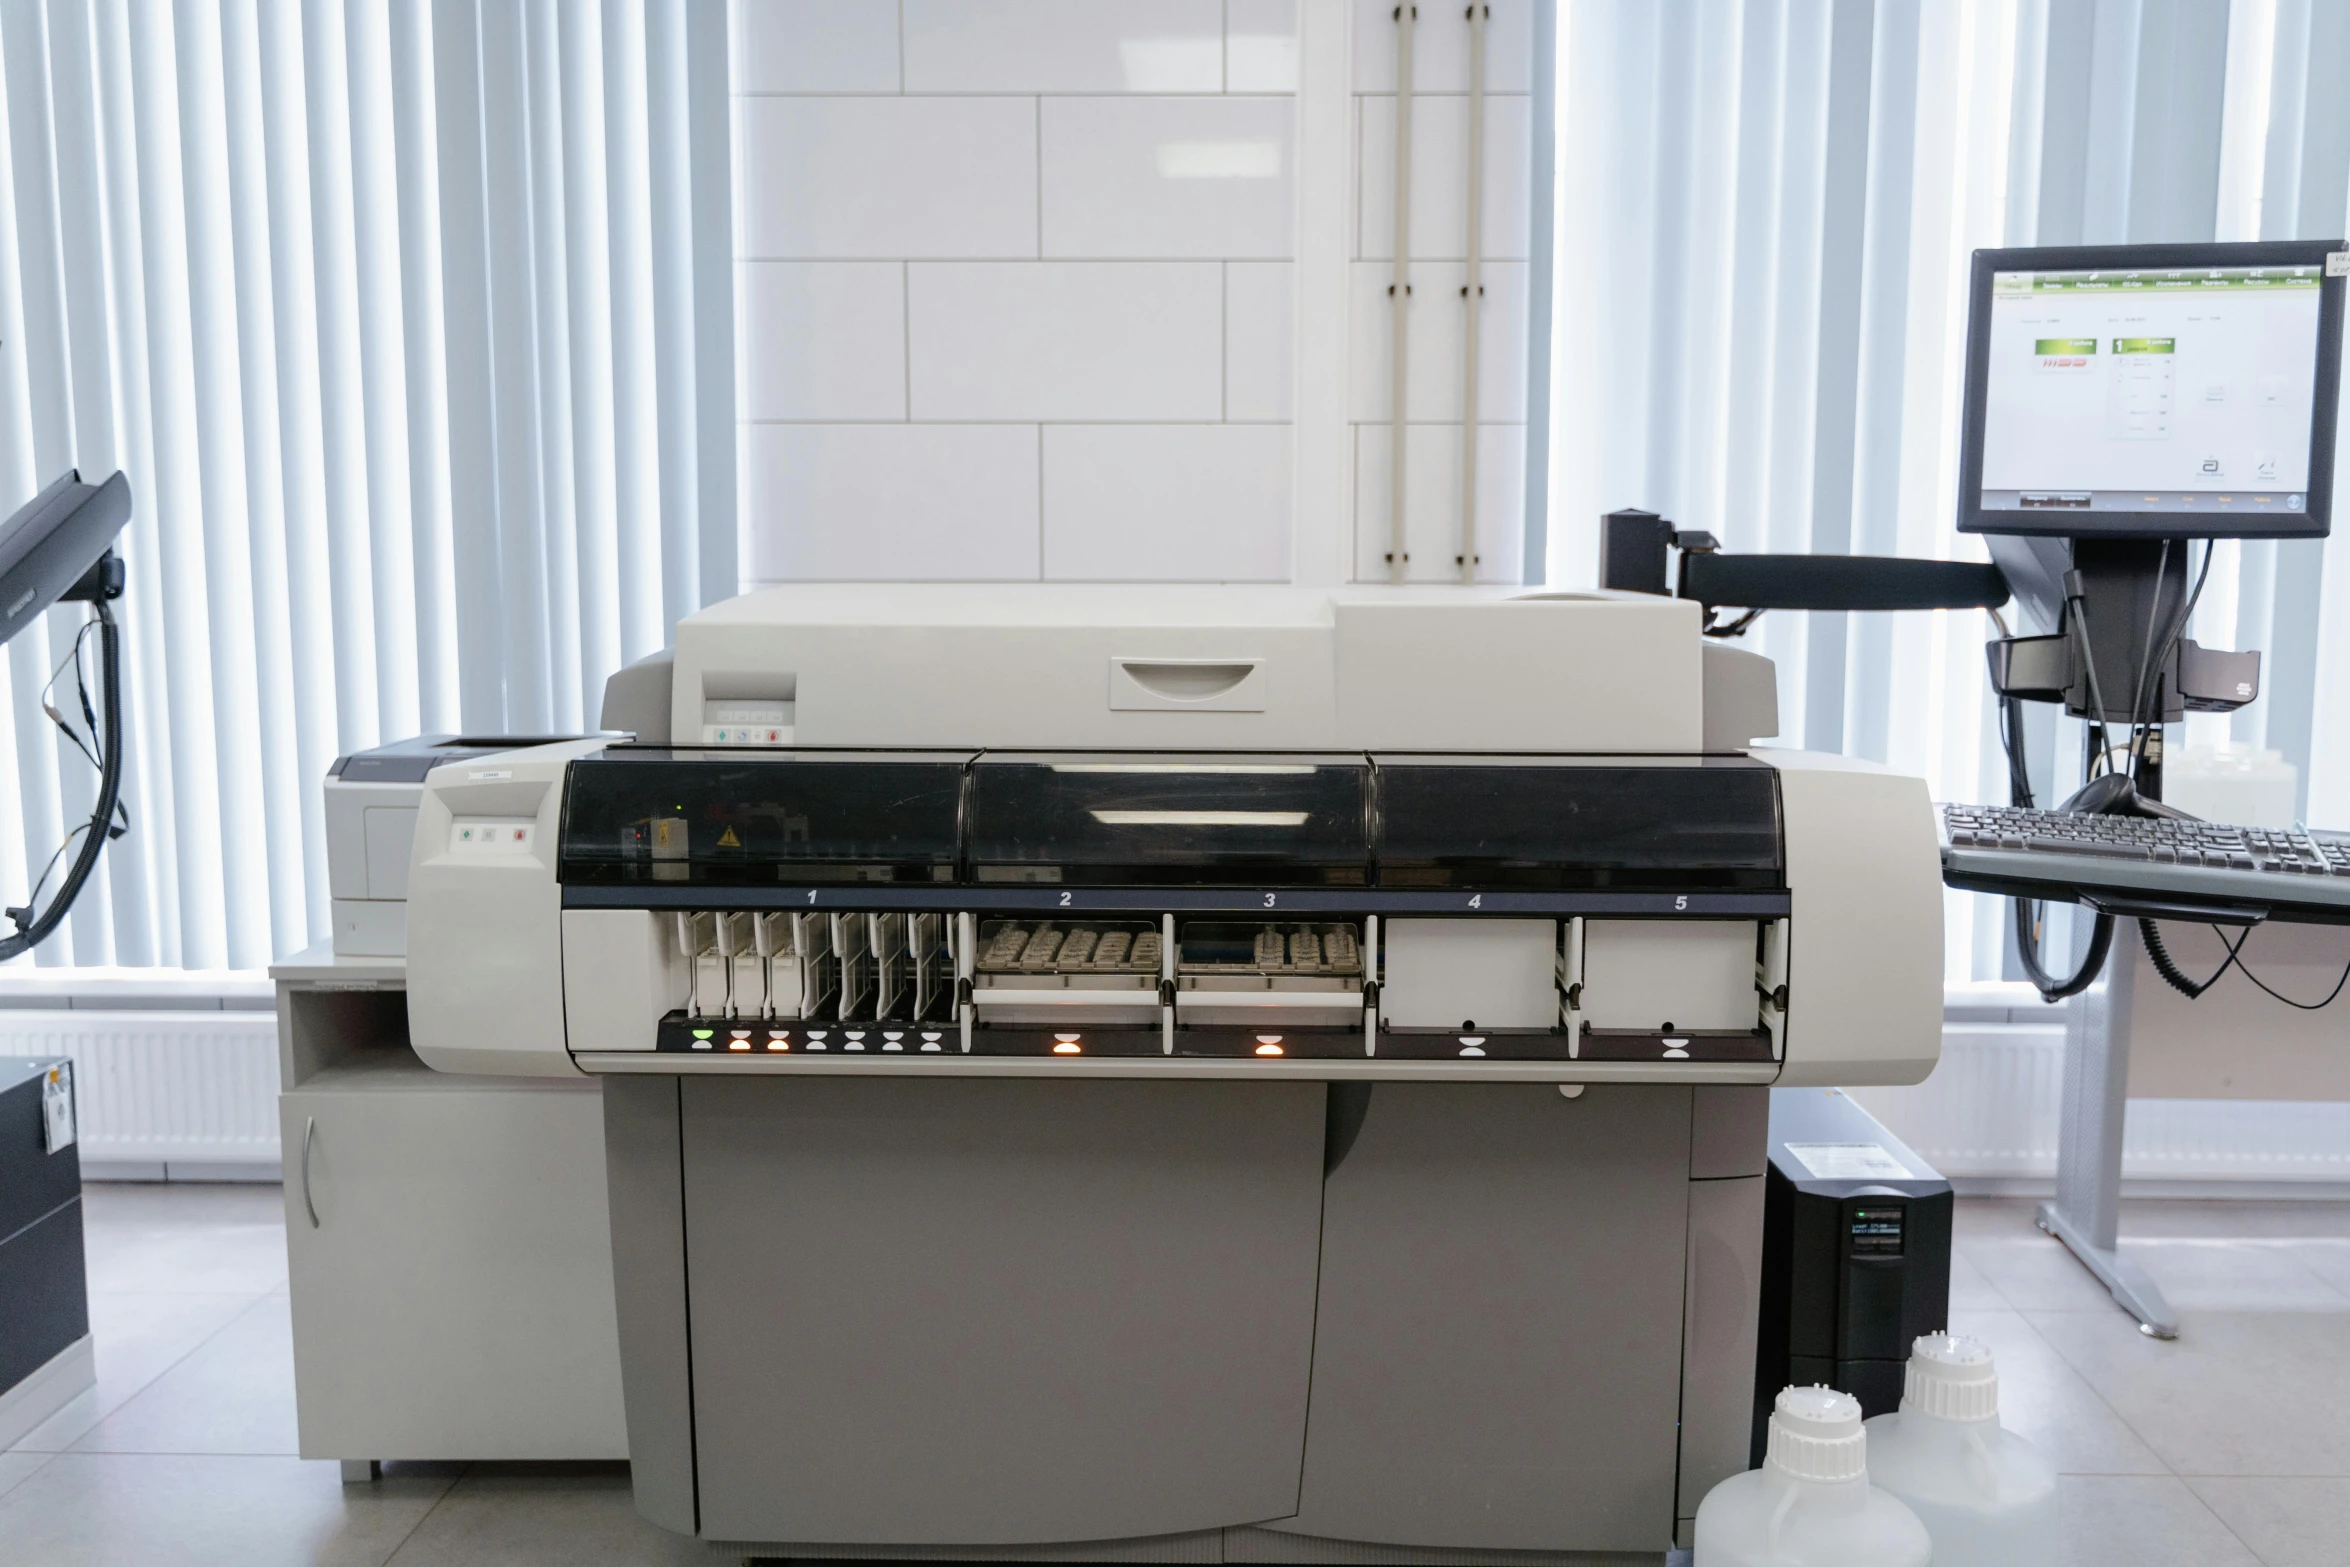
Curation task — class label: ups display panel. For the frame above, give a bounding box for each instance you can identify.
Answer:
[1374,758,1784,889]
[968,755,1371,887]
[558,749,970,886]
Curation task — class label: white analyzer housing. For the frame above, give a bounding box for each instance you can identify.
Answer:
[401,584,1943,1090]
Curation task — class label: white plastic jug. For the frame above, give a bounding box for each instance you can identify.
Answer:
[1865,1334,2059,1567]
[1693,1385,1932,1567]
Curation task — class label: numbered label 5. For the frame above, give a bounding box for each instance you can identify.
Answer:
[1674,895,1688,911]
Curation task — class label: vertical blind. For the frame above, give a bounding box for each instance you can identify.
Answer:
[1548,0,2350,979]
[0,0,735,971]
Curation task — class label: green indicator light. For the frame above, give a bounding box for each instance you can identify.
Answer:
[691,1029,714,1040]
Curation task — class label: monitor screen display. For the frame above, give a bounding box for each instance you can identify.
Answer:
[1958,243,2345,538]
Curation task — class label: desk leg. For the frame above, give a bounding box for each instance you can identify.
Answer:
[2036,933,2177,1338]
[340,1460,380,1484]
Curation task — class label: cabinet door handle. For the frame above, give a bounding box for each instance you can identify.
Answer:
[300,1115,320,1229]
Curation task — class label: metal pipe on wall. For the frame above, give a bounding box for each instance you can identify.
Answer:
[1388,4,1417,582]
[1458,3,1487,583]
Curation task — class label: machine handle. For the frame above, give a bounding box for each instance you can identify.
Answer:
[300,1115,320,1229]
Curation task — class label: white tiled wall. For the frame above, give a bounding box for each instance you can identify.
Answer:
[732,0,1532,586]
[735,0,1299,583]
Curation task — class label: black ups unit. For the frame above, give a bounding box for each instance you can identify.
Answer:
[1,1057,86,1405]
[1751,1087,1951,1466]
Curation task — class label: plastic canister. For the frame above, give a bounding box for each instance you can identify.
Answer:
[1865,1334,2059,1567]
[1693,1385,1931,1567]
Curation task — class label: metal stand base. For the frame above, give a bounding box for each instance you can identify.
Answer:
[2041,928,2179,1338]
[2035,1199,2176,1338]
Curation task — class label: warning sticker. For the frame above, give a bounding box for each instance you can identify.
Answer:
[1784,1142,1910,1181]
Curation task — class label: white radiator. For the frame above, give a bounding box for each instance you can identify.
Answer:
[0,1009,281,1171]
[1848,1018,2350,1186]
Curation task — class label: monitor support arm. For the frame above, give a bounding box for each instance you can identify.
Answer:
[1598,508,2013,633]
[0,550,126,962]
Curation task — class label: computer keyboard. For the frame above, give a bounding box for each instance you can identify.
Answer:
[1939,804,2350,922]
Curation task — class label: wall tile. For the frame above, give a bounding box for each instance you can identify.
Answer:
[1351,0,1535,93]
[1226,262,1294,421]
[1042,97,1296,259]
[904,0,1224,93]
[1228,0,1301,91]
[1353,422,1527,583]
[737,262,907,421]
[908,262,1223,420]
[735,0,901,93]
[737,97,1037,259]
[743,424,1040,580]
[1348,259,1529,422]
[1357,92,1531,261]
[1044,425,1292,580]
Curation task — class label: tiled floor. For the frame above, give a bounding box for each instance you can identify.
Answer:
[1,1186,2346,1564]
[0,1185,696,1567]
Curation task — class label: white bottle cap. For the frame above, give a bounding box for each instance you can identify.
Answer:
[1765,1385,1868,1482]
[1902,1333,1999,1422]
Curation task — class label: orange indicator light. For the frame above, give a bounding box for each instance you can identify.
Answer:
[1255,1043,1284,1056]
[1051,1033,1083,1055]
[729,1040,751,1051]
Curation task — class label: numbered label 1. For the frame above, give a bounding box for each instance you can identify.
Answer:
[806,890,819,904]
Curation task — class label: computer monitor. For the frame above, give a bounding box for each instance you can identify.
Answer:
[1957,241,2347,539]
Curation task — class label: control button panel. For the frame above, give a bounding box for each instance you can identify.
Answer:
[700,699,794,746]
[448,817,536,853]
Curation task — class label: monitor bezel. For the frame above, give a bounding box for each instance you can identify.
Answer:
[1956,240,2346,540]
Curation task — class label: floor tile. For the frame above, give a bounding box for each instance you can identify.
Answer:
[79,1183,289,1296]
[2031,1308,2350,1477]
[72,1295,299,1456]
[383,1464,703,1566]
[2291,1239,2350,1299]
[2059,1475,2261,1567]
[2119,1237,2350,1313]
[0,1451,450,1567]
[9,1293,257,1452]
[1954,1194,2045,1238]
[1946,1307,2167,1475]
[1960,1224,2127,1313]
[1948,1244,2004,1309]
[0,1450,51,1501]
[2186,1477,2350,1567]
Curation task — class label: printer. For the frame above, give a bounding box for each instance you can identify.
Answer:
[404,584,1944,1561]
[324,735,576,956]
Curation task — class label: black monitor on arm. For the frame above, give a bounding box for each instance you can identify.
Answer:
[1958,242,2344,803]
[0,470,133,961]
[1953,240,2346,996]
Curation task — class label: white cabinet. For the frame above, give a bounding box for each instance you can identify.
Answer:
[274,950,625,1464]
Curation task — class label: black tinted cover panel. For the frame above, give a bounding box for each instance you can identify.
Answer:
[968,755,1370,886]
[1375,759,1782,889]
[559,749,968,885]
